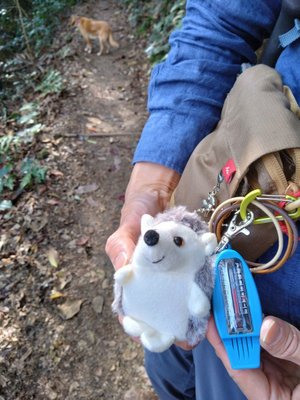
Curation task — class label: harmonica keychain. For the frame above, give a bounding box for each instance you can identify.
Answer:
[213,248,262,369]
[212,210,262,369]
[210,190,299,369]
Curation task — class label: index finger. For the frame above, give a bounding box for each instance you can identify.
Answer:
[206,317,269,400]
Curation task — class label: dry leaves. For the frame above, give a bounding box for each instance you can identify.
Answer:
[47,248,59,268]
[57,299,83,320]
[92,296,104,314]
[74,183,99,195]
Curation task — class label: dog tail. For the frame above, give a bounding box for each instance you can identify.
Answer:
[109,33,119,48]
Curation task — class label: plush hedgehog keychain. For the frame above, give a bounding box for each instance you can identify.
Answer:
[112,206,217,352]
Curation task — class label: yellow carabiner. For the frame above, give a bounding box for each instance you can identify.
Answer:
[239,189,262,220]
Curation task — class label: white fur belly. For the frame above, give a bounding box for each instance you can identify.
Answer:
[122,271,193,340]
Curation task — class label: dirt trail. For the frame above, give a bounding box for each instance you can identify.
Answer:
[0,1,158,399]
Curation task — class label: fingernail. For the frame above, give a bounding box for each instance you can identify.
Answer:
[113,251,127,269]
[261,319,282,347]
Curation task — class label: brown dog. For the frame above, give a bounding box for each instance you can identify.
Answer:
[70,15,119,55]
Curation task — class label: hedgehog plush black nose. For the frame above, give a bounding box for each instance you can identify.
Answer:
[144,230,159,246]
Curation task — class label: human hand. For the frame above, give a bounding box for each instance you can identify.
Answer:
[207,316,300,400]
[106,162,179,342]
[105,162,180,270]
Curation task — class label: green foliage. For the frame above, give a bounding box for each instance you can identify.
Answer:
[0,0,78,58]
[20,158,47,189]
[0,0,68,203]
[0,101,46,201]
[0,135,21,155]
[24,0,77,55]
[0,1,75,208]
[0,0,75,116]
[18,102,40,125]
[0,164,16,193]
[119,0,186,64]
[35,69,63,97]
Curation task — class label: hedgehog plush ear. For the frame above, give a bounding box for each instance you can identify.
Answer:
[199,232,217,256]
[141,214,154,234]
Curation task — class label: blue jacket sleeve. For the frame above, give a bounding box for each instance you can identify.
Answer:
[133,0,281,174]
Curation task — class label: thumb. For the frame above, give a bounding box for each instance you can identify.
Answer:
[105,227,136,270]
[260,316,300,365]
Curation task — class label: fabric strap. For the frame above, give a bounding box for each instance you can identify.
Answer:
[279,18,300,47]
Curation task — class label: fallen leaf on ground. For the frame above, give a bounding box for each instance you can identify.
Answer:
[86,123,98,133]
[87,117,102,125]
[92,296,104,314]
[74,183,99,195]
[86,197,100,207]
[0,234,8,252]
[124,387,158,400]
[122,349,138,361]
[49,169,64,177]
[47,199,60,206]
[57,275,72,290]
[47,248,59,268]
[50,290,65,300]
[57,299,83,320]
[76,236,89,246]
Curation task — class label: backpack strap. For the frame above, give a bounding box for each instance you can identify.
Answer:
[260,153,288,194]
[283,86,300,191]
[260,0,300,66]
[246,152,289,195]
[283,85,300,118]
[287,148,300,189]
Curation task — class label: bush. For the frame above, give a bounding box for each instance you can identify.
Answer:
[0,0,78,118]
[119,0,186,64]
[0,0,78,59]
[0,101,47,208]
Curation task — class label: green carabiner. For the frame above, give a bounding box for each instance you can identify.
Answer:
[254,194,300,224]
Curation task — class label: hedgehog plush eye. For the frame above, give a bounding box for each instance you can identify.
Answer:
[173,236,184,247]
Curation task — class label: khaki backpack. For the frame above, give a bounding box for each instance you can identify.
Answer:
[174,65,300,260]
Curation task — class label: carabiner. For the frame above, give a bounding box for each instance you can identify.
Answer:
[254,194,300,224]
[215,209,254,253]
[239,189,262,220]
